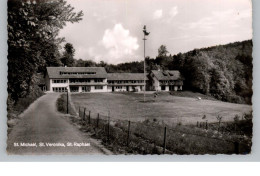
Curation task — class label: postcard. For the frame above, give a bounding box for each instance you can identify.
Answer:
[6,0,253,155]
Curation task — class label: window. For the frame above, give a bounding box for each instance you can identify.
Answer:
[52,79,67,83]
[162,72,168,76]
[95,86,103,90]
[116,86,122,89]
[52,87,67,92]
[69,79,91,83]
[60,72,96,75]
[94,79,103,83]
[160,80,169,84]
[82,86,91,92]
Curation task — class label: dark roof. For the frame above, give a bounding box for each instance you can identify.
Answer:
[151,70,183,81]
[46,67,107,79]
[107,73,148,81]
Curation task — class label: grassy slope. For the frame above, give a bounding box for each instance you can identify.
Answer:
[67,92,252,154]
[70,92,252,125]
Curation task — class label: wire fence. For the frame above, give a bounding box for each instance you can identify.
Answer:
[195,118,253,137]
[73,106,251,154]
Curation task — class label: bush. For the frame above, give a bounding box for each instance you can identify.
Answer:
[56,94,66,113]
[226,95,244,104]
[8,85,44,120]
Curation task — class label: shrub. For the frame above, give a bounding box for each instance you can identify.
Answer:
[56,94,66,113]
[8,85,44,119]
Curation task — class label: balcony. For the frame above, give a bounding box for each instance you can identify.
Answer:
[69,82,107,86]
[108,82,145,86]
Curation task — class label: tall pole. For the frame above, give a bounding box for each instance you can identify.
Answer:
[142,25,150,102]
[143,33,146,102]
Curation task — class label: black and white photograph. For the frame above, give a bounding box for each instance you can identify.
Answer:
[6,0,253,155]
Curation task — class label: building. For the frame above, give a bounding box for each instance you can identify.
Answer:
[45,67,183,92]
[107,73,148,92]
[45,67,108,92]
[149,70,183,91]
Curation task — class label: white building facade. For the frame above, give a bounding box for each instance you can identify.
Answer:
[107,73,148,92]
[45,67,183,93]
[46,67,108,93]
[149,70,183,91]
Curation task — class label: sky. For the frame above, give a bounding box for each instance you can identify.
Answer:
[59,0,252,64]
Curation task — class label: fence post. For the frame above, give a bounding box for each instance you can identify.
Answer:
[88,111,91,124]
[67,90,69,114]
[107,115,110,143]
[97,113,99,128]
[127,121,131,146]
[163,126,167,154]
[78,107,80,118]
[206,121,208,130]
[234,141,239,154]
[197,121,199,127]
[83,108,86,121]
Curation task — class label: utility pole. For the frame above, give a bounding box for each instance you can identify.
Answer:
[143,25,150,102]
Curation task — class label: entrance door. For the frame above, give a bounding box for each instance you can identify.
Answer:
[82,86,91,92]
[169,85,173,91]
[161,85,166,91]
[70,86,79,92]
[126,86,129,91]
[112,86,114,92]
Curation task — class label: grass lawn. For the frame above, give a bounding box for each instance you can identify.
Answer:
[70,92,252,125]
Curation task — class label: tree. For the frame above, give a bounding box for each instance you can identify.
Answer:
[61,43,75,67]
[74,59,85,67]
[64,43,75,56]
[74,59,97,67]
[155,45,172,70]
[145,57,159,72]
[8,0,83,101]
[158,45,168,57]
[98,61,107,67]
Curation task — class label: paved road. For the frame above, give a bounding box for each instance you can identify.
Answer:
[7,93,109,155]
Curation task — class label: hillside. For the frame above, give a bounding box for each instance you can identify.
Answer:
[170,40,253,104]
